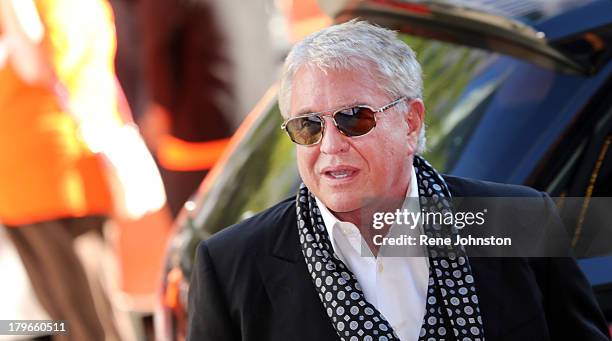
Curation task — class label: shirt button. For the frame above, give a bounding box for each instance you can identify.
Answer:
[377,263,384,273]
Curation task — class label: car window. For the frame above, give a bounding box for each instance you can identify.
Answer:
[190,103,298,236]
[429,55,611,183]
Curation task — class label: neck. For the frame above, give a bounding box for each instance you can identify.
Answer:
[331,185,410,256]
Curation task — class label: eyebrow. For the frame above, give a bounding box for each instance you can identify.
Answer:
[294,101,367,117]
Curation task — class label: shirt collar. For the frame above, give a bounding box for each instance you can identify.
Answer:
[315,164,419,249]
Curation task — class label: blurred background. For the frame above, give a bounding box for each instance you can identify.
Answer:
[0,0,297,339]
[1,0,611,340]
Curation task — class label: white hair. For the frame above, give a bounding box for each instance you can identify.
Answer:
[278,19,426,154]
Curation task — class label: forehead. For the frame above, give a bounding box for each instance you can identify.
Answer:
[289,65,387,117]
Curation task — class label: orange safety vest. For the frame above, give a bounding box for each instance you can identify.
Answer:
[0,0,119,226]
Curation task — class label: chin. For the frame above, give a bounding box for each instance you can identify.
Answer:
[317,191,362,213]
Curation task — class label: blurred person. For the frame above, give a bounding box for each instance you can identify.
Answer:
[0,0,166,340]
[138,0,235,217]
[187,21,609,340]
[109,0,147,123]
[0,227,51,341]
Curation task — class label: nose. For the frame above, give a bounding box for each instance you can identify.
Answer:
[319,116,350,154]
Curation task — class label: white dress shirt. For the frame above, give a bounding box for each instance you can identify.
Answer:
[315,166,429,341]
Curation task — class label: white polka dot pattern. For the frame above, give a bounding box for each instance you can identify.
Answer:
[413,156,485,341]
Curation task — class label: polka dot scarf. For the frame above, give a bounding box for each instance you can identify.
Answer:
[296,155,485,341]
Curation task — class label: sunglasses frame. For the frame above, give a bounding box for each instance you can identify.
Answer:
[281,97,408,146]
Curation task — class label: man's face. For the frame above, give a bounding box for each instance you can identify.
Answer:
[289,66,423,222]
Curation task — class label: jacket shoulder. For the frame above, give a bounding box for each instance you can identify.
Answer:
[201,196,295,261]
[443,174,543,197]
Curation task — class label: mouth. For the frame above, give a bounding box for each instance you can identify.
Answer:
[321,167,359,181]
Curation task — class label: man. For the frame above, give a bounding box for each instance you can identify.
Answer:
[188,20,609,340]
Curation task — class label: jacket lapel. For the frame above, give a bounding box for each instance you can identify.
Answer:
[256,210,338,340]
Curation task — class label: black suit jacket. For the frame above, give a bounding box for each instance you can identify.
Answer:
[187,175,609,340]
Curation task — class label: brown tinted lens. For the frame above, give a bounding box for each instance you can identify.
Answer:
[334,106,376,136]
[285,115,323,145]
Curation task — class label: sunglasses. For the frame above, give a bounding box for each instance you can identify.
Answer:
[281,97,407,146]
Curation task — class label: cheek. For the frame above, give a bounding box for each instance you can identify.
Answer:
[359,133,411,175]
[296,148,318,179]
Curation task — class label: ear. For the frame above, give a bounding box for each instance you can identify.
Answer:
[405,98,425,137]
